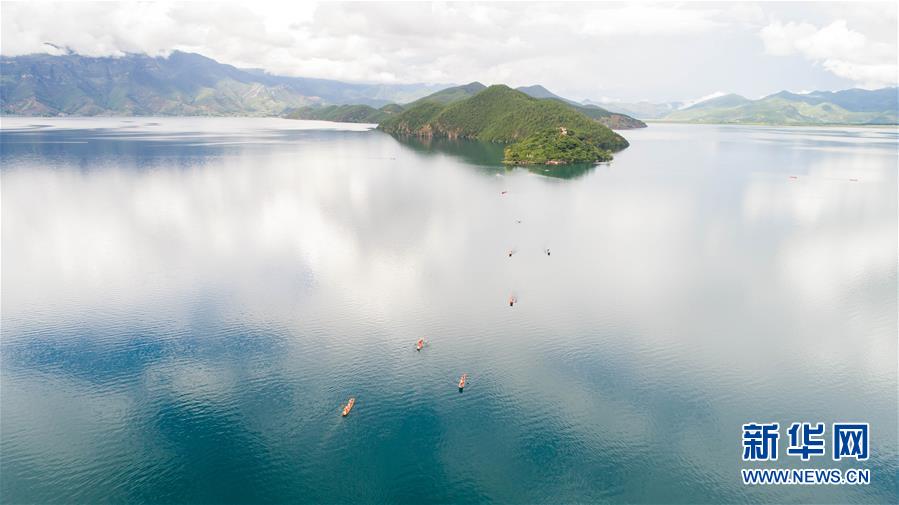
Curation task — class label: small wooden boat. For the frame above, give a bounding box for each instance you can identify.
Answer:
[458,373,468,390]
[416,338,424,351]
[342,397,355,416]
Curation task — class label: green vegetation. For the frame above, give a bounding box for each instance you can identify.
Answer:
[285,104,402,123]
[379,101,446,133]
[504,128,612,165]
[379,103,405,114]
[379,85,628,165]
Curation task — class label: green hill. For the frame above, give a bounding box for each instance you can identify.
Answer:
[379,85,628,165]
[662,88,897,125]
[285,103,403,123]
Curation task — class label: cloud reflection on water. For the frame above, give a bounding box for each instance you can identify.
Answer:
[1,119,896,503]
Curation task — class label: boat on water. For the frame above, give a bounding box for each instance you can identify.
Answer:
[342,397,355,416]
[416,338,424,351]
[458,373,468,390]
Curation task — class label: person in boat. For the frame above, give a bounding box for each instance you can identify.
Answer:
[416,338,424,350]
[508,250,514,257]
[509,296,516,306]
[545,248,551,256]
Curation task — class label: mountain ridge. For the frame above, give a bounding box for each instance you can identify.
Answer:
[0,51,452,116]
[599,88,897,124]
[4,51,893,126]
[515,85,646,129]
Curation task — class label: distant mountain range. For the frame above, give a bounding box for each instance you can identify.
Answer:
[598,88,898,125]
[513,85,646,129]
[0,51,643,129]
[2,51,895,126]
[0,51,448,116]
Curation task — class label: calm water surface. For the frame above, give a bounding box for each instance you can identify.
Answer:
[1,117,896,504]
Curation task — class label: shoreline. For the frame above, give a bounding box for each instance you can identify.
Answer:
[3,114,896,129]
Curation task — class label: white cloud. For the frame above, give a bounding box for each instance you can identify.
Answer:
[563,4,726,36]
[760,20,897,88]
[1,2,896,100]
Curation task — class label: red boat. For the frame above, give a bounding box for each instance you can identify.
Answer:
[416,338,424,351]
[458,373,468,390]
[342,397,355,416]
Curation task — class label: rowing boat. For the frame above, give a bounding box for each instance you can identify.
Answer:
[342,397,355,416]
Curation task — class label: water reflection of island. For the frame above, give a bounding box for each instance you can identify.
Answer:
[387,134,601,180]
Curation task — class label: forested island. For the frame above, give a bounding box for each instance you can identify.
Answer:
[378,84,630,165]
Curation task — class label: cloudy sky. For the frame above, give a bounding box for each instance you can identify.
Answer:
[2,1,897,102]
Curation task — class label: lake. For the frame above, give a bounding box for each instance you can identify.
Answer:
[1,117,896,504]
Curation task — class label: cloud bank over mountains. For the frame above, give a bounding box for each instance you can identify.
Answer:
[2,1,896,101]
[760,19,897,89]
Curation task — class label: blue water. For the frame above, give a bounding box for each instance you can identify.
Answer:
[1,118,896,504]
